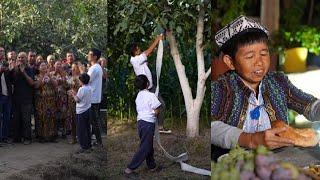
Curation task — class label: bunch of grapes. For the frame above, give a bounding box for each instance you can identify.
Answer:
[212,146,311,180]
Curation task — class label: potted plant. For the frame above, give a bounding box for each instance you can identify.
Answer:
[272,28,309,73]
[298,27,320,67]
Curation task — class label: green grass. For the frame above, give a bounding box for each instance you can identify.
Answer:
[107,118,211,179]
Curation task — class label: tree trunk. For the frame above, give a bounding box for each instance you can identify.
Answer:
[167,4,211,138]
[260,0,280,33]
[308,0,314,25]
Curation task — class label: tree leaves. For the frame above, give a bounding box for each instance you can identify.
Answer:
[1,0,108,60]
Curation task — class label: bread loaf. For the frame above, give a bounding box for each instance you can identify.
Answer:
[271,120,319,147]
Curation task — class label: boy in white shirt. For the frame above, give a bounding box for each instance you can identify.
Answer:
[130,35,171,134]
[70,73,92,153]
[124,75,162,177]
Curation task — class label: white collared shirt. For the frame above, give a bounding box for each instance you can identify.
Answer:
[136,89,161,123]
[87,63,103,104]
[130,53,153,89]
[242,82,271,133]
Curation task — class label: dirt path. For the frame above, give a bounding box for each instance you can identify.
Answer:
[0,139,79,179]
[0,136,108,180]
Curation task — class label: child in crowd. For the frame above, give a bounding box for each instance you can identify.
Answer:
[124,75,162,177]
[211,15,320,160]
[70,73,92,153]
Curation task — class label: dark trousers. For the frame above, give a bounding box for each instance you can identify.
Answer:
[12,102,32,141]
[127,120,156,170]
[0,95,11,141]
[90,103,102,144]
[76,108,91,149]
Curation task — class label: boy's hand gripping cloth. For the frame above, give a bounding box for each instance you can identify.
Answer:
[155,40,211,176]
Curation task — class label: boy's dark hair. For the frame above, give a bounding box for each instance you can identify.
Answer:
[89,48,101,60]
[130,43,138,57]
[220,29,269,60]
[79,73,90,85]
[135,75,149,90]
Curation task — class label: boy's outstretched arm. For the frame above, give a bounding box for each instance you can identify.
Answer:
[144,34,163,57]
[211,121,294,150]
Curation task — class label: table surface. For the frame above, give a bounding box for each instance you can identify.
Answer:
[273,145,320,168]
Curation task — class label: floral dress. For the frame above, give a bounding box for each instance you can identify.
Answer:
[35,74,57,140]
[51,71,69,136]
[66,75,81,142]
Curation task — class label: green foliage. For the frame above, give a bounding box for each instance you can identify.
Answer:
[107,0,211,121]
[272,26,320,56]
[0,0,108,60]
[0,0,211,121]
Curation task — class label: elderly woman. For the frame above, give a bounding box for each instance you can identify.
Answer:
[46,55,55,72]
[35,62,57,142]
[66,62,81,144]
[51,60,69,138]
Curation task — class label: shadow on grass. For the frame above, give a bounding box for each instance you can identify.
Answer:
[107,118,211,179]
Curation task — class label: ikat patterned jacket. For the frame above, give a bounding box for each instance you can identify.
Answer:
[211,71,317,128]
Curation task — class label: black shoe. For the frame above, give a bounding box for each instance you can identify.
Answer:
[23,139,32,145]
[75,148,91,154]
[13,139,22,143]
[50,139,58,143]
[2,138,9,144]
[92,142,103,147]
[38,138,45,143]
[75,149,86,154]
[124,171,139,179]
[149,165,162,172]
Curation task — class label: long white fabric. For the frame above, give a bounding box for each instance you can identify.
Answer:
[154,40,211,176]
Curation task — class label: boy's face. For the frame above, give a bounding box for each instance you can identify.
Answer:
[223,42,270,90]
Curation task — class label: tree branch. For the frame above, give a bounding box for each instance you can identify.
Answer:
[195,4,206,100]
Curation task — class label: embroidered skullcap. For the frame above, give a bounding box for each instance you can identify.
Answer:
[215,15,269,48]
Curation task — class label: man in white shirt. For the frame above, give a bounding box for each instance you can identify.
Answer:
[86,48,103,146]
[129,35,171,133]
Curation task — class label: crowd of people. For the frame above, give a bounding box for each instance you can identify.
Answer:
[0,46,108,152]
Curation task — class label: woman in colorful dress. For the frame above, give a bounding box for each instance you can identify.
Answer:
[34,62,57,142]
[51,60,69,138]
[66,62,81,144]
[46,54,55,72]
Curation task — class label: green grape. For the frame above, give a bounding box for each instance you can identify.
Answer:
[256,145,269,155]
